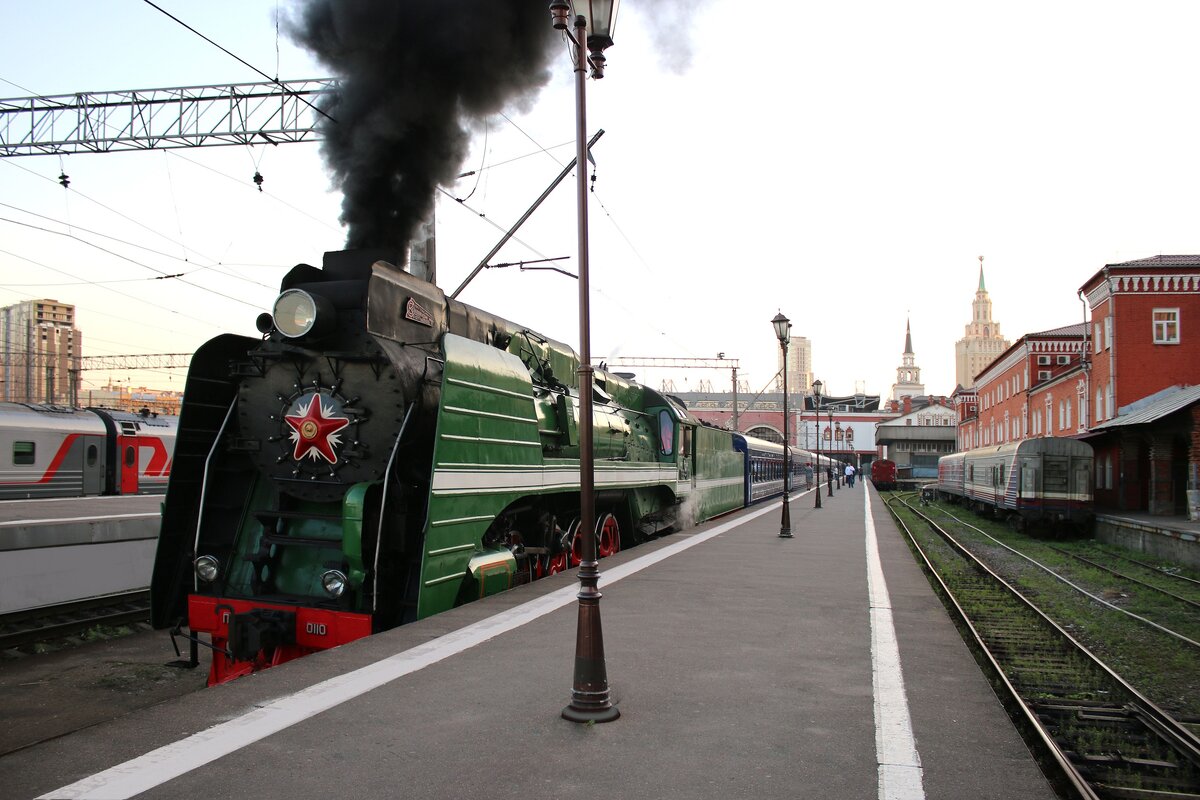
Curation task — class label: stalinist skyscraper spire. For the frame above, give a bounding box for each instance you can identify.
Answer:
[954,256,1010,389]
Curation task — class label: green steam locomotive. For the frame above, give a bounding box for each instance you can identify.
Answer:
[151,249,797,684]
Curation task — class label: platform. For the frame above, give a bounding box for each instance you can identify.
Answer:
[2,484,1057,800]
[1095,510,1200,568]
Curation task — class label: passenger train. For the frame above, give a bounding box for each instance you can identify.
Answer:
[0,403,177,500]
[936,437,1094,532]
[151,249,831,685]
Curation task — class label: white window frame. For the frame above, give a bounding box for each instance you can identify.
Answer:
[1038,370,1051,381]
[1056,354,1070,365]
[1037,355,1050,365]
[1153,308,1180,344]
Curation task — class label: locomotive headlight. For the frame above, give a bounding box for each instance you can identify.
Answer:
[272,289,334,339]
[194,555,220,583]
[321,569,348,598]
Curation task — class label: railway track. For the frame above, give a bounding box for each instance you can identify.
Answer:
[887,494,1200,799]
[0,591,151,652]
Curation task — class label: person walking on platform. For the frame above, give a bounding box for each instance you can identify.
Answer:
[845,463,856,487]
[804,462,814,490]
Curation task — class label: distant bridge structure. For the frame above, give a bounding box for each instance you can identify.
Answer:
[0,79,334,157]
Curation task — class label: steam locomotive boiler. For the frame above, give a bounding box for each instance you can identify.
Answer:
[151,249,744,684]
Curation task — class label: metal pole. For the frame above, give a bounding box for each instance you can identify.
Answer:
[827,409,835,496]
[814,397,822,509]
[562,12,617,724]
[779,337,792,538]
[449,130,605,300]
[732,366,739,430]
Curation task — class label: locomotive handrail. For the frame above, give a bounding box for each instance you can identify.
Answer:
[191,396,239,590]
[374,400,418,614]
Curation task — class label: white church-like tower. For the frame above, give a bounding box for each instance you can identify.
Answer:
[891,317,925,402]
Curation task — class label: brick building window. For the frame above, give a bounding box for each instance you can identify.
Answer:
[1153,308,1179,344]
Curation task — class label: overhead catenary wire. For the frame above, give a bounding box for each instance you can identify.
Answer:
[140,0,336,124]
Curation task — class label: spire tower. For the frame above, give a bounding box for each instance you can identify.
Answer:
[955,255,1010,388]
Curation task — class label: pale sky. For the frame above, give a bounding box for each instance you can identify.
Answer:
[2,1,1198,402]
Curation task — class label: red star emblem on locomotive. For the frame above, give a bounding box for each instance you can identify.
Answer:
[284,394,350,463]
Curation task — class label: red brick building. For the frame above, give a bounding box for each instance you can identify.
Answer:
[1080,256,1200,515]
[953,255,1200,520]
[955,324,1089,449]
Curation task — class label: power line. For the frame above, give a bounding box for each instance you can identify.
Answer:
[140,0,336,124]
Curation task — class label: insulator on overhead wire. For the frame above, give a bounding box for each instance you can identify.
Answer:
[58,173,70,188]
[253,171,264,191]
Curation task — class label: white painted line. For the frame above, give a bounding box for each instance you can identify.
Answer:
[40,500,782,800]
[864,487,926,800]
[0,513,159,528]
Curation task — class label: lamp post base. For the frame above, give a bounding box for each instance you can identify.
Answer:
[778,494,792,538]
[562,569,619,724]
[562,701,621,723]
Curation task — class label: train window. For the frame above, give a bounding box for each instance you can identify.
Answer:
[124,445,136,467]
[681,427,692,457]
[659,410,674,455]
[13,441,35,465]
[86,445,98,467]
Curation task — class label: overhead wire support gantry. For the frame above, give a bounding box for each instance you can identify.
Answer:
[0,79,335,157]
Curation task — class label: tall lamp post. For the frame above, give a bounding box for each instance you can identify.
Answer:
[812,379,823,509]
[827,407,835,496]
[772,312,792,538]
[550,0,620,725]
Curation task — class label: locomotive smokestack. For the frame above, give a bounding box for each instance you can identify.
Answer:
[286,1,557,258]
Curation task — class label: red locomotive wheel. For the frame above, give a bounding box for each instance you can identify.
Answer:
[596,513,620,558]
[546,553,569,575]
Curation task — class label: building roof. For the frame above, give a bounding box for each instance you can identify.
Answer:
[1029,322,1088,338]
[1109,255,1200,268]
[1090,384,1200,431]
[1080,254,1200,295]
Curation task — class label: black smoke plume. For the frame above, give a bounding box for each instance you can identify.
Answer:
[287,1,558,253]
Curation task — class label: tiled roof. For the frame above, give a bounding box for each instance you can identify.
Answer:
[1029,322,1088,338]
[1108,255,1200,267]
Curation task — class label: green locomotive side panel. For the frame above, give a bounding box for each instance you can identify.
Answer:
[419,334,544,618]
[691,425,744,520]
[416,336,694,619]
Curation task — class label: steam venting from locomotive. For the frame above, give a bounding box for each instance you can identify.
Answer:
[286,0,558,255]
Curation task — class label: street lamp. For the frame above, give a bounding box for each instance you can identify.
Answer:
[772,312,792,538]
[550,0,620,725]
[827,406,835,496]
[812,379,823,509]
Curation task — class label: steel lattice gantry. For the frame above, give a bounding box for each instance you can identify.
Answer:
[0,79,334,157]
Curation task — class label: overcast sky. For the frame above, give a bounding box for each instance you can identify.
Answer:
[2,1,1198,402]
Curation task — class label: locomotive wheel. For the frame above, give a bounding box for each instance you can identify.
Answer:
[596,512,620,558]
[546,553,569,575]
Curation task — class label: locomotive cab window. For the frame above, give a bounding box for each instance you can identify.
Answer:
[86,445,98,466]
[124,445,136,467]
[13,441,34,465]
[658,410,674,455]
